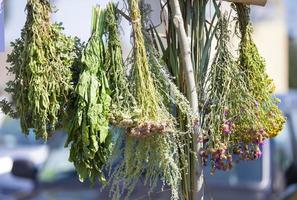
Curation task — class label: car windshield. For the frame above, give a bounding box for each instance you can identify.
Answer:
[204,152,263,186]
[0,117,44,147]
[38,147,75,183]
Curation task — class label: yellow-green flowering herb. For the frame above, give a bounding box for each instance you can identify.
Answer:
[1,0,76,140]
[125,0,175,137]
[65,7,112,184]
[108,45,191,200]
[107,1,188,200]
[105,3,138,128]
[234,3,285,139]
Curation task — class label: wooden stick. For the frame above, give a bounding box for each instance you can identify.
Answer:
[224,0,267,6]
[169,0,204,199]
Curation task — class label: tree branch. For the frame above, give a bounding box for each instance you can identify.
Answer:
[168,0,198,115]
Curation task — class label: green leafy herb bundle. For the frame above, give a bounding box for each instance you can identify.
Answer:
[234,4,285,139]
[65,6,112,184]
[1,0,76,140]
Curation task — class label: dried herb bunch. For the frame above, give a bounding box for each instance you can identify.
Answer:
[107,1,192,200]
[109,132,182,200]
[201,6,285,174]
[126,0,174,137]
[1,0,76,140]
[105,3,137,128]
[149,52,192,118]
[201,15,264,173]
[65,7,112,184]
[234,4,285,139]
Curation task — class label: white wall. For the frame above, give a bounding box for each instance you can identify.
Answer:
[252,0,289,93]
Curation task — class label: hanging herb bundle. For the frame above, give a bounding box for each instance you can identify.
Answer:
[234,3,285,139]
[109,132,182,200]
[65,7,112,184]
[125,0,175,137]
[107,1,188,200]
[0,0,76,140]
[201,5,285,174]
[105,3,137,128]
[201,15,265,174]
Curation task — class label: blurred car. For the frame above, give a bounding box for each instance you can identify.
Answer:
[0,117,48,198]
[205,91,297,200]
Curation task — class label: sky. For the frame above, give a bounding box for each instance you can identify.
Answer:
[5,0,111,42]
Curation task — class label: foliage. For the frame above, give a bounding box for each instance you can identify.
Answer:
[201,15,262,173]
[65,6,112,184]
[105,3,137,128]
[234,4,285,139]
[200,5,285,174]
[0,0,76,140]
[107,2,191,200]
[0,1,286,200]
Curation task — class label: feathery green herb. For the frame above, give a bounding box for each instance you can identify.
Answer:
[105,3,138,128]
[1,0,76,140]
[107,1,190,199]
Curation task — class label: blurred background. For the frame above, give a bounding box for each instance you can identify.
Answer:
[0,0,297,200]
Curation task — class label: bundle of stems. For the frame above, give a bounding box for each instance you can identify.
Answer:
[164,0,213,198]
[0,0,76,140]
[234,3,285,139]
[105,3,138,128]
[200,4,285,174]
[107,1,192,200]
[125,0,175,137]
[65,6,112,184]
[201,14,264,173]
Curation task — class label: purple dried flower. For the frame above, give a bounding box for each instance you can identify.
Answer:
[255,101,259,108]
[255,150,262,159]
[223,126,231,134]
[224,107,229,116]
[222,120,233,134]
